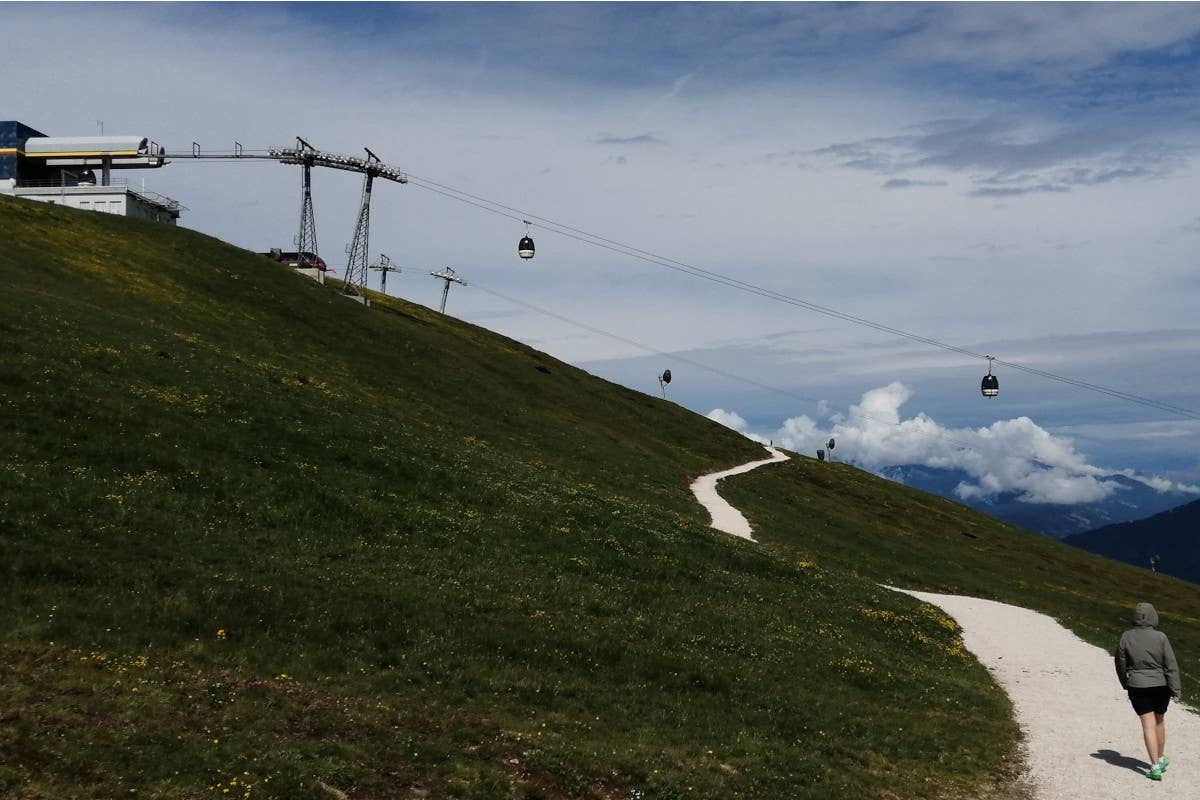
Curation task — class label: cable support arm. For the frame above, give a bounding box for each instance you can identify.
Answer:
[430,267,467,285]
[267,147,408,183]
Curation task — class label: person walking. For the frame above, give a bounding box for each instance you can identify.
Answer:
[1115,602,1182,781]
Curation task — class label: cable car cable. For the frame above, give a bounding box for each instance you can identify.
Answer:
[466,279,1080,470]
[402,173,1200,421]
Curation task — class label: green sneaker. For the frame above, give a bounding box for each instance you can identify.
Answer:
[1157,755,1170,773]
[1146,765,1163,781]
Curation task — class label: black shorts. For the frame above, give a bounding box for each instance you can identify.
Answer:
[1128,685,1172,715]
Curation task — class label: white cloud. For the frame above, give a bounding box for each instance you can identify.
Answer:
[810,115,1192,197]
[706,409,769,445]
[711,383,1200,505]
[892,4,1200,72]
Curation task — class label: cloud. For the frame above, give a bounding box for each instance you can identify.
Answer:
[711,383,1200,505]
[882,178,948,190]
[890,4,1200,72]
[969,184,1070,198]
[660,72,696,102]
[594,133,668,146]
[811,116,1192,197]
[707,409,769,444]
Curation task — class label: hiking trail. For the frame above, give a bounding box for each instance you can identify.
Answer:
[692,451,1199,799]
[689,446,788,541]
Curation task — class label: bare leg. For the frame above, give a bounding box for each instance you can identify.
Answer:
[1139,712,1160,766]
[1156,713,1167,762]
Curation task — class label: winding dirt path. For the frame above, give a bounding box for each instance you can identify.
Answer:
[689,446,788,540]
[691,452,1198,798]
[893,589,1198,799]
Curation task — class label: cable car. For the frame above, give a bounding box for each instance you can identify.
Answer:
[981,357,999,398]
[518,220,535,260]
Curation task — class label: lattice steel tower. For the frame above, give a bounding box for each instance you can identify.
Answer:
[342,148,381,298]
[293,137,320,272]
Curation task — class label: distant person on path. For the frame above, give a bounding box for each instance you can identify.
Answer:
[1115,602,1182,781]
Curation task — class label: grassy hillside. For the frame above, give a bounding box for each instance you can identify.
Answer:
[726,460,1200,676]
[0,194,1194,800]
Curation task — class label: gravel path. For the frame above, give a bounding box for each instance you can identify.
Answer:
[689,446,788,540]
[692,453,1197,798]
[893,589,1198,799]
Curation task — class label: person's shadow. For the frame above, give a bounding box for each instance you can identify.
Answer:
[1090,749,1152,774]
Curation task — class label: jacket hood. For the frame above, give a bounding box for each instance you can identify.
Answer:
[1133,602,1159,628]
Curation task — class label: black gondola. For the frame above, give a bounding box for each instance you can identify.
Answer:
[518,220,535,259]
[981,357,999,398]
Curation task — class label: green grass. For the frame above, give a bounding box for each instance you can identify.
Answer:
[725,457,1200,688]
[0,193,1191,799]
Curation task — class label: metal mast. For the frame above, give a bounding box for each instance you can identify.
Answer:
[294,137,320,277]
[430,267,466,314]
[369,253,401,295]
[342,147,381,299]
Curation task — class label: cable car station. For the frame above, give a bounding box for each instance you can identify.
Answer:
[0,120,181,223]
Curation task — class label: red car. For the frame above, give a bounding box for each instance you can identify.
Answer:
[260,250,328,271]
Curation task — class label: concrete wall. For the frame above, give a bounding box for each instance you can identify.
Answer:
[4,186,178,225]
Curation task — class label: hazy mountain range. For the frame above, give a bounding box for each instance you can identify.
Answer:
[878,464,1194,539]
[1066,499,1200,584]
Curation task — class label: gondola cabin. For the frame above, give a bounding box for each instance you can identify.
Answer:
[518,235,535,259]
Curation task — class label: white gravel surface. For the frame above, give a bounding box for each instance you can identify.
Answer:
[893,588,1198,799]
[689,446,788,540]
[693,452,1197,799]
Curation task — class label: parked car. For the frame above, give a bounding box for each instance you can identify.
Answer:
[259,249,327,271]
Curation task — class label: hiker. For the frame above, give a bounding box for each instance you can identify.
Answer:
[1114,602,1182,781]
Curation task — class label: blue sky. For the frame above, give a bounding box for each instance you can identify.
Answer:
[5,2,1200,501]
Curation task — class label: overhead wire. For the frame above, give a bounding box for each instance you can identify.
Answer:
[466,278,1074,471]
[167,148,1198,419]
[401,172,1200,421]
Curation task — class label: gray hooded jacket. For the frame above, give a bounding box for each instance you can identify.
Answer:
[1114,602,1181,697]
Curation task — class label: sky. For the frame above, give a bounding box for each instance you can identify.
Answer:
[5,2,1200,503]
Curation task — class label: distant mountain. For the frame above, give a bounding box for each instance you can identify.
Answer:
[1066,499,1200,584]
[877,464,1193,539]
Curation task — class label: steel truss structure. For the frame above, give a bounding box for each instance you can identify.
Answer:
[169,141,408,295]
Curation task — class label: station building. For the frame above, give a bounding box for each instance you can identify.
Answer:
[1,120,182,224]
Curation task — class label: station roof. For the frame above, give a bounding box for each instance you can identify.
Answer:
[24,136,154,157]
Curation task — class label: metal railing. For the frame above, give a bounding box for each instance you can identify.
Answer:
[14,178,186,211]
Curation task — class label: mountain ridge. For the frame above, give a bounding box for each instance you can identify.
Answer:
[1066,498,1200,584]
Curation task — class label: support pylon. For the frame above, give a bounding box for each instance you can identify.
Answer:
[342,148,381,298]
[294,138,320,278]
[369,253,401,295]
[430,267,466,314]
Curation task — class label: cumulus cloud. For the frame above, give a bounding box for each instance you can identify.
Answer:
[710,383,1200,505]
[810,116,1191,198]
[706,409,769,445]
